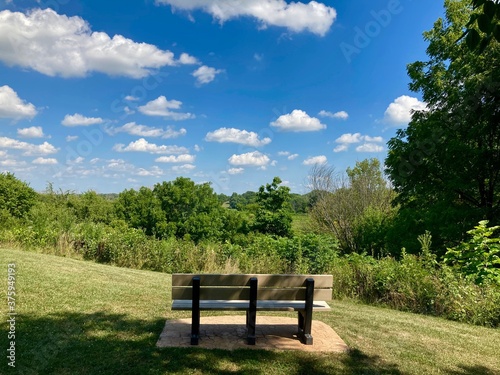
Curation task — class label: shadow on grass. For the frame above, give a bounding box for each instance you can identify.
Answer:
[7,311,406,374]
[446,365,500,375]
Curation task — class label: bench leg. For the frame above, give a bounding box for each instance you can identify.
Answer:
[191,276,200,345]
[246,277,257,345]
[297,278,314,345]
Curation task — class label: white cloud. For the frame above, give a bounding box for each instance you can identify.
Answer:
[178,52,199,64]
[0,159,26,167]
[135,166,165,177]
[109,122,186,138]
[172,164,196,172]
[155,154,196,163]
[334,133,385,152]
[62,113,103,127]
[113,138,188,154]
[333,144,348,153]
[278,151,299,160]
[192,65,223,85]
[33,157,58,165]
[228,151,270,167]
[355,143,384,152]
[227,167,244,175]
[364,135,384,143]
[384,95,427,125]
[254,53,263,61]
[205,127,271,147]
[335,133,362,144]
[156,0,337,36]
[0,9,191,78]
[0,85,37,120]
[318,110,349,120]
[0,151,6,157]
[303,155,327,165]
[138,96,195,120]
[124,95,140,101]
[66,135,79,142]
[17,126,44,138]
[271,109,326,132]
[0,136,58,155]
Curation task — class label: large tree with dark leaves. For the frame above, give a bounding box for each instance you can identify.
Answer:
[386,0,500,253]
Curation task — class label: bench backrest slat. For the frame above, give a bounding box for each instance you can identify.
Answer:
[171,274,332,302]
[172,286,332,301]
[172,274,333,288]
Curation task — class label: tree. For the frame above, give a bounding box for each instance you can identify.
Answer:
[462,0,500,52]
[253,177,293,237]
[309,159,395,254]
[153,177,224,242]
[386,0,500,254]
[115,187,167,238]
[0,172,37,219]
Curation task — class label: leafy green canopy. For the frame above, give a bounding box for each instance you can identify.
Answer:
[0,172,37,218]
[386,0,500,252]
[253,177,293,237]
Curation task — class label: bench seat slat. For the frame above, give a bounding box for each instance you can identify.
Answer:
[172,287,332,301]
[172,299,331,311]
[172,274,333,288]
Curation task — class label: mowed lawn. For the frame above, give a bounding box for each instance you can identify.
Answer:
[1,248,499,375]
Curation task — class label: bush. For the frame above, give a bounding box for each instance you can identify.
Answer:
[444,220,500,285]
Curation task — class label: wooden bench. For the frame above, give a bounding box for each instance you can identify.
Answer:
[171,273,332,345]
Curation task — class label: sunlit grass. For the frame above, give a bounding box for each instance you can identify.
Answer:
[1,248,499,374]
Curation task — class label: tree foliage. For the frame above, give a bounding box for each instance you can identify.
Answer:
[0,172,37,219]
[386,0,500,252]
[463,0,500,52]
[309,159,395,254]
[252,177,293,237]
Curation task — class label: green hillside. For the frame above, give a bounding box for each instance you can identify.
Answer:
[1,248,499,374]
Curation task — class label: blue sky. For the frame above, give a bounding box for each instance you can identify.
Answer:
[0,0,444,194]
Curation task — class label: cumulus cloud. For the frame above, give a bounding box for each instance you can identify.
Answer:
[303,155,327,165]
[356,143,384,152]
[113,138,188,154]
[205,127,271,147]
[384,95,427,125]
[228,151,270,167]
[135,166,165,177]
[0,9,198,78]
[156,0,337,36]
[318,110,349,120]
[278,151,299,160]
[155,154,196,163]
[334,133,384,153]
[108,122,187,138]
[172,164,196,172]
[33,157,58,165]
[178,52,199,65]
[66,135,79,142]
[0,85,37,120]
[62,113,103,127]
[192,65,223,85]
[227,167,244,175]
[17,126,45,138]
[138,96,195,120]
[271,109,326,132]
[0,136,58,155]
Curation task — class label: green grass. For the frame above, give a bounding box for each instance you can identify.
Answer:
[291,213,313,234]
[1,248,499,375]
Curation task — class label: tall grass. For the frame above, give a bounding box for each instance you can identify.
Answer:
[1,219,499,327]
